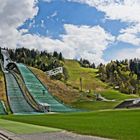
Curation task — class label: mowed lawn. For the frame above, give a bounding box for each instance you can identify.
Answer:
[2,109,140,140]
[0,119,60,134]
[72,101,120,111]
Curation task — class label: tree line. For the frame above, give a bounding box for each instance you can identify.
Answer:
[8,48,64,71]
[79,58,95,68]
[98,59,140,95]
[6,47,69,80]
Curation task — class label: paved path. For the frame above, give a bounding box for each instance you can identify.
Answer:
[19,131,111,140]
[0,129,21,140]
[0,129,111,140]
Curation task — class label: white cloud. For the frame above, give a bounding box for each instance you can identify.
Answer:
[42,0,52,3]
[46,11,58,20]
[40,20,45,28]
[68,0,140,23]
[0,0,115,65]
[69,0,140,47]
[0,0,38,48]
[62,24,115,64]
[50,11,58,18]
[18,24,115,65]
[117,24,140,46]
[114,48,140,60]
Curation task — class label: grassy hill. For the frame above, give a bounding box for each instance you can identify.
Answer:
[64,60,138,110]
[64,60,137,98]
[64,60,106,91]
[30,67,83,104]
[30,60,137,111]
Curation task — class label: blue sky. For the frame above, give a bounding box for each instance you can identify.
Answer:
[1,0,140,64]
[21,0,128,37]
[20,0,129,62]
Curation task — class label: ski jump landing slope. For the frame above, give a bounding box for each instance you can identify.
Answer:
[17,63,77,112]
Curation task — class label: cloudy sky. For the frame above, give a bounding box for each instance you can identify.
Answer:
[0,0,140,65]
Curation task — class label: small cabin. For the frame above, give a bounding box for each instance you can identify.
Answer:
[38,102,51,112]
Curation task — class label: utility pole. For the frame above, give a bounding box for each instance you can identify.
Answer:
[80,77,82,92]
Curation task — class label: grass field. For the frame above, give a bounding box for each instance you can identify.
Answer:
[2,109,140,140]
[0,119,61,134]
[72,101,120,111]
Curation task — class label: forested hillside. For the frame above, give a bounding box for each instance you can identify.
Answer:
[7,48,68,80]
[0,47,138,110]
[3,47,140,96]
[98,59,140,95]
[8,48,63,71]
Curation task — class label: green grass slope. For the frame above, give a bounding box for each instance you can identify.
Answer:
[64,60,106,91]
[2,109,140,140]
[64,60,138,110]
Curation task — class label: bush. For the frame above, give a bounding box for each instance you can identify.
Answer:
[50,73,63,80]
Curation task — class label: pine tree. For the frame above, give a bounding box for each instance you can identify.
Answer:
[53,51,58,58]
[0,47,2,59]
[58,52,63,60]
[91,62,96,68]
